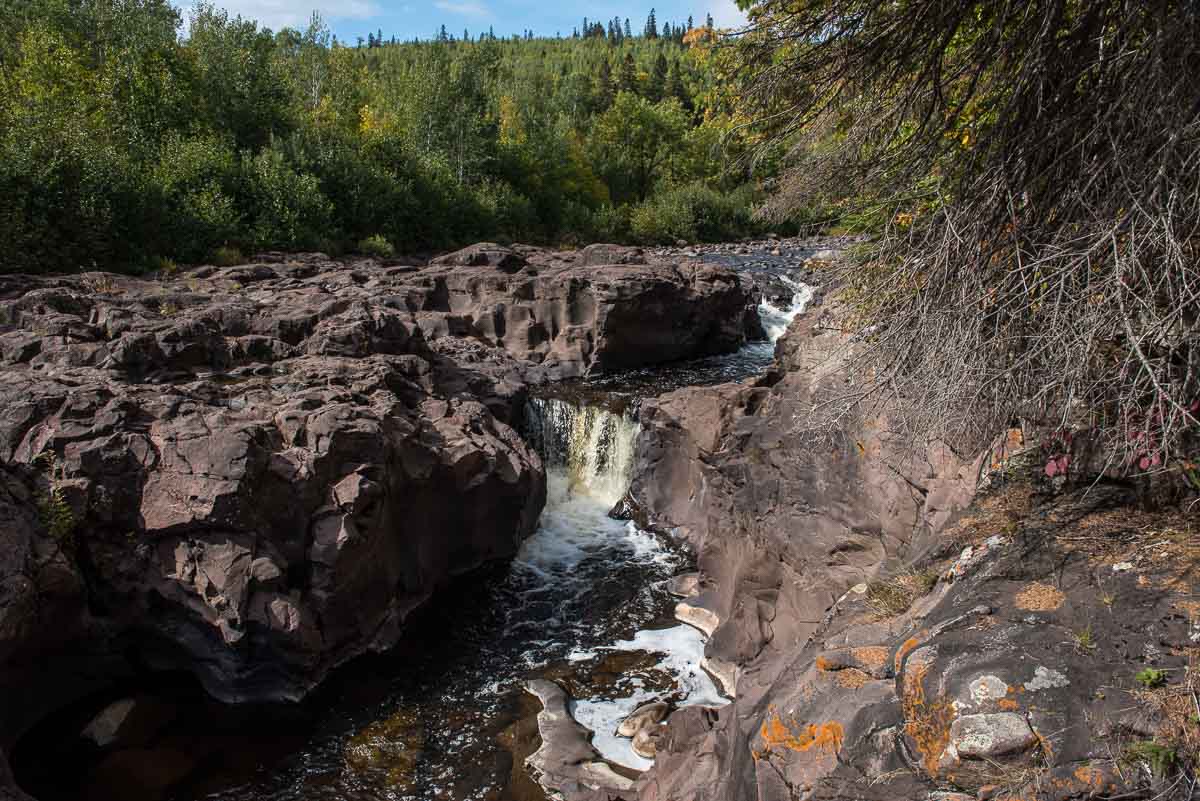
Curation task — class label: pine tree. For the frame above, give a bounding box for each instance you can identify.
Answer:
[688,15,694,30]
[618,51,639,95]
[596,58,615,110]
[645,8,658,39]
[663,22,672,39]
[377,28,383,46]
[439,24,448,41]
[667,60,691,111]
[649,52,668,101]
[624,18,633,39]
[706,13,714,29]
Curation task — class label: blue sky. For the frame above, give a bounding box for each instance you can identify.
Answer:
[198,0,748,42]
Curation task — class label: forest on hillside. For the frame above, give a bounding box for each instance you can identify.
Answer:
[0,1,805,273]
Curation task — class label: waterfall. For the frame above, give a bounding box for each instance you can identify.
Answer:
[525,397,640,508]
[758,276,815,342]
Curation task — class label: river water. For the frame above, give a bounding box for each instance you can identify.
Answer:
[14,255,815,801]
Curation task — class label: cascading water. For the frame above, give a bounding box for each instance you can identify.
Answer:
[113,397,688,801]
[14,245,818,801]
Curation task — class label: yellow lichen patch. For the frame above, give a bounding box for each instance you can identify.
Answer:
[998,698,1020,711]
[759,714,845,756]
[835,668,871,689]
[901,660,956,776]
[851,646,889,674]
[815,655,836,672]
[1014,582,1066,611]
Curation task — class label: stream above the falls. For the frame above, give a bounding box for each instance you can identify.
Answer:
[13,251,816,801]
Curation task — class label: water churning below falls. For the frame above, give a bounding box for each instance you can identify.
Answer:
[176,399,694,801]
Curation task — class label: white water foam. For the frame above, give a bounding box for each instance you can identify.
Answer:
[759,276,815,342]
[569,625,729,771]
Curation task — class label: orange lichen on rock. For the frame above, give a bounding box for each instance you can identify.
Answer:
[1014,582,1065,611]
[759,714,845,756]
[815,655,835,672]
[901,659,956,775]
[835,668,871,689]
[997,698,1020,711]
[850,646,889,673]
[895,635,923,674]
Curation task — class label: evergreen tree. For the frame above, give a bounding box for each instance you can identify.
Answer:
[649,52,668,101]
[645,8,658,38]
[624,18,632,39]
[596,58,615,110]
[618,51,639,95]
[666,60,691,111]
[706,13,714,29]
[687,15,694,30]
[361,34,368,48]
[377,28,383,46]
[439,24,448,41]
[663,22,671,39]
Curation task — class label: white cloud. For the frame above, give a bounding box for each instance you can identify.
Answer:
[709,0,749,29]
[204,0,381,31]
[433,0,490,17]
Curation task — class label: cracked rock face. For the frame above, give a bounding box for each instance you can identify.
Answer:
[0,245,759,768]
[625,290,1198,801]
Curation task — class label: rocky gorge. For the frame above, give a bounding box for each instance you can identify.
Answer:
[1,239,1195,801]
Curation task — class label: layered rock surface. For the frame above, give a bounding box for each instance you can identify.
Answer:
[623,289,1199,800]
[0,244,760,790]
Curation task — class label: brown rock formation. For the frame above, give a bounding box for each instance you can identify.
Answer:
[625,290,1198,801]
[0,246,758,772]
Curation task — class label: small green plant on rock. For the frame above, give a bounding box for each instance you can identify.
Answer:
[34,453,77,545]
[158,300,180,317]
[1135,667,1168,689]
[358,234,395,258]
[1123,741,1178,778]
[1071,625,1097,653]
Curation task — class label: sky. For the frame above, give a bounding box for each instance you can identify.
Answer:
[196,0,749,43]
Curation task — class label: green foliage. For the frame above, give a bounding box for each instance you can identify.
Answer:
[1135,668,1168,689]
[1123,741,1178,778]
[630,182,760,244]
[211,246,243,267]
[0,7,771,273]
[358,234,395,258]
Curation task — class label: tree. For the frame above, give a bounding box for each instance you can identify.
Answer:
[624,18,632,39]
[705,13,713,29]
[596,58,615,110]
[648,52,668,102]
[645,8,658,38]
[589,93,687,202]
[617,51,638,95]
[666,60,690,111]
[744,0,1200,466]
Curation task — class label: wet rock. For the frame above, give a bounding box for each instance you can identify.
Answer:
[666,572,700,598]
[525,679,633,796]
[674,601,719,637]
[617,701,671,737]
[343,708,425,791]
[81,699,137,747]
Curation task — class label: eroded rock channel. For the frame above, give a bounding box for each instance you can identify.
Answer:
[0,239,821,801]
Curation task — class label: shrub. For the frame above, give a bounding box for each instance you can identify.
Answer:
[241,147,333,251]
[631,182,760,244]
[211,246,243,267]
[865,569,939,618]
[358,235,395,258]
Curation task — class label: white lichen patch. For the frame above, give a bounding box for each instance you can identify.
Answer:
[1024,665,1069,692]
